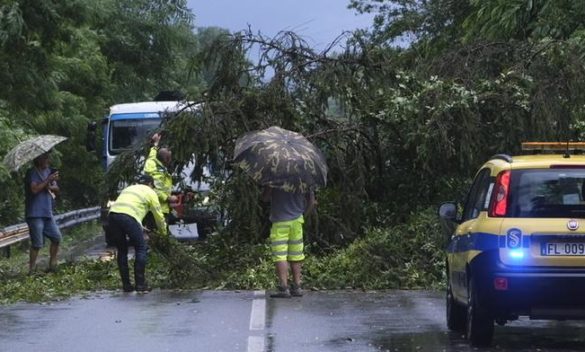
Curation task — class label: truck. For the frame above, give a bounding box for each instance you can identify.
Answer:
[87,99,219,241]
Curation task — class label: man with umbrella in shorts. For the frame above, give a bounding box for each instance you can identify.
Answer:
[234,126,326,298]
[24,152,61,274]
[3,134,68,274]
[262,186,316,297]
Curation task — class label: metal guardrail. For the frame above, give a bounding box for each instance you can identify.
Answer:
[0,207,100,257]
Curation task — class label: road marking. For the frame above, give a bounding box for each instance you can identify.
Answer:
[248,290,266,352]
[249,290,266,330]
[247,336,265,352]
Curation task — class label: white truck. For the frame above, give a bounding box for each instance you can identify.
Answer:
[87,100,217,241]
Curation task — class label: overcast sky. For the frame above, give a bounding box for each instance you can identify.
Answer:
[187,0,375,50]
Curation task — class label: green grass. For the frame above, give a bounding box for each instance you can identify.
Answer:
[0,222,121,304]
[0,209,447,304]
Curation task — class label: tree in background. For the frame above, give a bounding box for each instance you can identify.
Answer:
[0,0,203,225]
[141,0,585,248]
[3,0,585,257]
[95,0,200,101]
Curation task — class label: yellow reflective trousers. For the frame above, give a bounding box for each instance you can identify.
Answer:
[270,216,305,262]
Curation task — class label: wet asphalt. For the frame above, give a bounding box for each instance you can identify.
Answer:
[1,289,585,352]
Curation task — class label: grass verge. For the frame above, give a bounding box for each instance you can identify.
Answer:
[0,208,446,304]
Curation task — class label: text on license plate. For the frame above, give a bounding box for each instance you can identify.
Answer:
[541,242,585,256]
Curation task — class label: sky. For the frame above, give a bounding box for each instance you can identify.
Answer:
[187,0,375,50]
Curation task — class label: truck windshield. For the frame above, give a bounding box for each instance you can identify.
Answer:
[109,118,160,155]
[508,169,585,218]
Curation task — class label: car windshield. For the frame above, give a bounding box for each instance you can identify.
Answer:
[508,169,585,218]
[109,118,160,155]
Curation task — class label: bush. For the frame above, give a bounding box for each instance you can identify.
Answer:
[0,208,447,303]
[304,207,446,290]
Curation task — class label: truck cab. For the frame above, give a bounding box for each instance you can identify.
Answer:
[102,101,189,170]
[89,100,216,241]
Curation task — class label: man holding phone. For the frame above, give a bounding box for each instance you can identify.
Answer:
[24,152,61,274]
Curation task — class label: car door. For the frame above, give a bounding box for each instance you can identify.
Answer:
[449,168,492,300]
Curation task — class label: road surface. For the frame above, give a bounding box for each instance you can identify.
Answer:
[1,289,585,351]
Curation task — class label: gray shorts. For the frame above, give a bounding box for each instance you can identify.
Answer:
[26,217,62,249]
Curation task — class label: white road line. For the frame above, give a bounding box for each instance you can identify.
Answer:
[248,290,266,352]
[249,290,266,330]
[247,336,265,352]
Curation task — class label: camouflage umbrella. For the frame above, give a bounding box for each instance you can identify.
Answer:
[3,135,67,172]
[233,126,327,193]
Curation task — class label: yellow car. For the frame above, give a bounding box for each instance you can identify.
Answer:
[439,142,585,346]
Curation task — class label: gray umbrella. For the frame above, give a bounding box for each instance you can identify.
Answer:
[3,135,67,172]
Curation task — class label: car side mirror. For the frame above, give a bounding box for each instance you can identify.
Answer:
[438,202,458,221]
[438,202,459,241]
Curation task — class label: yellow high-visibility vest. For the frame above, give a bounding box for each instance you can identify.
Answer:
[144,146,173,214]
[109,184,167,236]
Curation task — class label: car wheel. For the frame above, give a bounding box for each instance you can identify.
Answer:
[466,276,494,347]
[446,281,466,331]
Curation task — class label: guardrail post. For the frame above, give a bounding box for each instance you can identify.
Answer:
[2,245,9,258]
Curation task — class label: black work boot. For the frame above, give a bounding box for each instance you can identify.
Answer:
[290,283,304,297]
[118,264,134,292]
[270,285,291,298]
[134,263,152,293]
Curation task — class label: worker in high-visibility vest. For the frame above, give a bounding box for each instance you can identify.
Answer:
[108,174,167,293]
[144,133,177,219]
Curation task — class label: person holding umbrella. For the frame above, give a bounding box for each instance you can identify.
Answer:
[24,152,61,274]
[234,126,327,298]
[4,135,68,274]
[262,186,316,297]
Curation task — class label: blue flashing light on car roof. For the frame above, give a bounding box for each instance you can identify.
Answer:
[509,249,524,259]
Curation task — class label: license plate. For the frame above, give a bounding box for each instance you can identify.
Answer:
[169,223,199,240]
[541,242,585,256]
